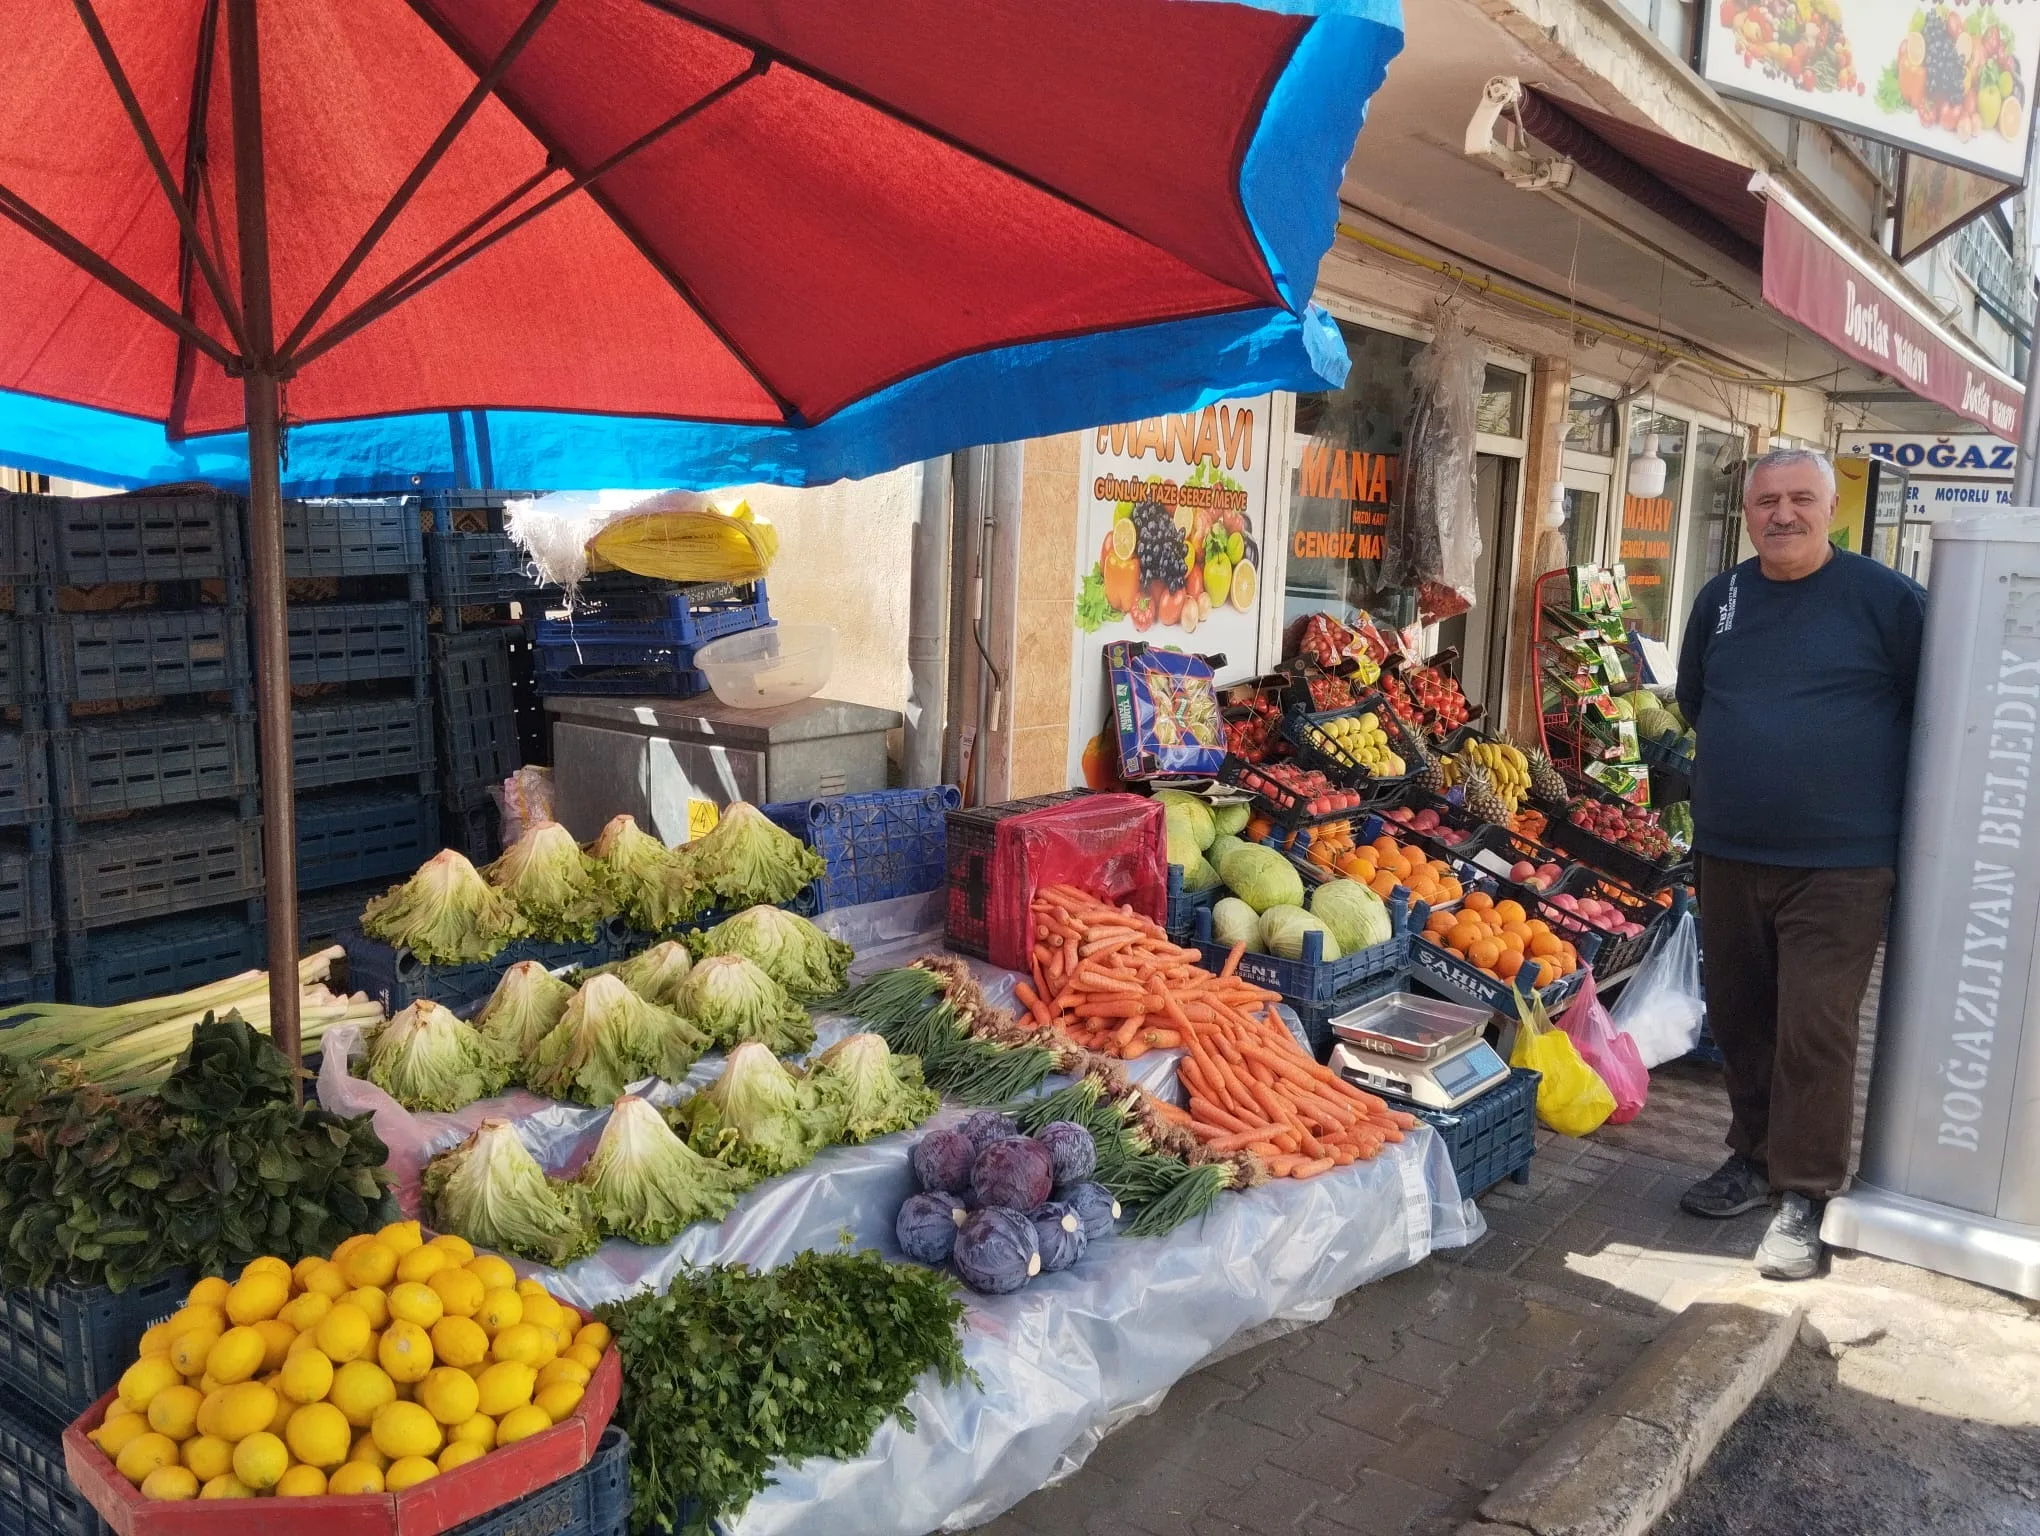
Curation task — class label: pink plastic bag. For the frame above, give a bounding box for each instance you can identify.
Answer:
[1557,971,1648,1125]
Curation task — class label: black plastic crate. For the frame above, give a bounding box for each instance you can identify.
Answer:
[422,489,531,531]
[58,909,263,1007]
[45,608,248,705]
[0,845,51,954]
[1280,697,1422,806]
[531,641,710,698]
[342,921,623,1017]
[286,601,426,685]
[281,497,425,578]
[50,710,255,818]
[943,790,1093,960]
[1408,935,1590,1023]
[28,492,242,586]
[445,1425,632,1536]
[433,627,523,792]
[0,731,49,830]
[427,528,544,607]
[1539,865,1665,980]
[0,620,36,712]
[0,1385,114,1536]
[1546,812,1691,895]
[298,879,388,953]
[0,1269,192,1429]
[292,695,435,791]
[297,789,438,893]
[53,809,262,930]
[441,785,500,862]
[1395,1066,1540,1199]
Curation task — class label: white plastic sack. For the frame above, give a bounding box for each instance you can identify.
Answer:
[1609,908,1706,1068]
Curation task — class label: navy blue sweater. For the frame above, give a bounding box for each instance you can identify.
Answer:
[1675,550,1924,868]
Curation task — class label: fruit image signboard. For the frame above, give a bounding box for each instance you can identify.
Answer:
[1068,397,1273,788]
[1703,1,2040,181]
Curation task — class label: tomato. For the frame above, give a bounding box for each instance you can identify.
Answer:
[1129,593,1154,632]
[1158,589,1185,626]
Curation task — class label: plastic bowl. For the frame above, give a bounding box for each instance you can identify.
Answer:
[694,622,834,709]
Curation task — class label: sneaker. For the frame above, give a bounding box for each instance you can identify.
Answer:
[1755,1192,1825,1281]
[1679,1154,1770,1219]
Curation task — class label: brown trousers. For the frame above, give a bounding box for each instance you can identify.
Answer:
[1695,855,1894,1198]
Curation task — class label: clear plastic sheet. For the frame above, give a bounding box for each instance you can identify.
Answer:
[318,898,1482,1536]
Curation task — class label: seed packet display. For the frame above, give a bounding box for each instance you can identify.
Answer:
[1106,641,1226,779]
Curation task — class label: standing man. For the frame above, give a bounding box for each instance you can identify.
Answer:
[1673,447,1924,1280]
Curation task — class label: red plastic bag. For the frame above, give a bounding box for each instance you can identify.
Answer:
[990,794,1165,972]
[1557,971,1648,1125]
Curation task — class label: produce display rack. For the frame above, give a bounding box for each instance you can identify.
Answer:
[763,785,962,914]
[1530,567,1649,801]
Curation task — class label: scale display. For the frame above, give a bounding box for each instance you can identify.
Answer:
[1331,1038,1509,1111]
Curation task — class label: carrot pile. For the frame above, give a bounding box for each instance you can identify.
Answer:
[1018,884,1417,1179]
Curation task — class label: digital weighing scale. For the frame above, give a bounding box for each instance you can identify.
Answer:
[1327,993,1510,1110]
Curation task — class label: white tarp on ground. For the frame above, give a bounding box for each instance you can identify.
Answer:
[319,894,1480,1534]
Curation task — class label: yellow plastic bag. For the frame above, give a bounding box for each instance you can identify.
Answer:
[586,499,779,583]
[1510,987,1615,1137]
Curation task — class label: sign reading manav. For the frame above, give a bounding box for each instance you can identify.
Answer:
[1838,429,2023,516]
[1067,397,1272,789]
[1705,1,2040,182]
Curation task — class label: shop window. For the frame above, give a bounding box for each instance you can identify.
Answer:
[1564,392,1617,457]
[1562,482,1604,569]
[1685,428,1745,596]
[1476,366,1525,438]
[1619,410,1689,643]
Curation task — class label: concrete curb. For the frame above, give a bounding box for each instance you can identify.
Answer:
[1463,1293,1803,1536]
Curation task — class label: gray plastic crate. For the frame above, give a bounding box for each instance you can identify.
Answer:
[0,619,35,710]
[54,809,262,930]
[45,608,247,704]
[58,909,263,1007]
[287,601,426,685]
[292,696,434,790]
[50,711,255,818]
[282,498,425,578]
[31,492,243,585]
[0,730,49,829]
[0,844,52,953]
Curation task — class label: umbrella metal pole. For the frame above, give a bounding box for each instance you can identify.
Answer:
[229,0,301,1092]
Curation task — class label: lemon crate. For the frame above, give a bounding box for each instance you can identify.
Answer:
[342,922,626,1017]
[0,1385,111,1536]
[1279,696,1421,806]
[58,911,264,1008]
[1408,935,1590,1022]
[762,786,960,913]
[0,1271,192,1428]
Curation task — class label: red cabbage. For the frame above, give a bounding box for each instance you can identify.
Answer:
[951,1207,1040,1294]
[1029,1201,1087,1272]
[896,1191,968,1265]
[1036,1121,1097,1186]
[911,1129,977,1194]
[970,1137,1053,1212]
[1060,1182,1122,1241]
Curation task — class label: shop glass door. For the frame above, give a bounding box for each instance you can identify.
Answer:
[1619,409,1690,644]
[1436,453,1520,712]
[1560,469,1609,571]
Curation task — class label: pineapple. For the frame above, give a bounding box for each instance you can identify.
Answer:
[1409,739,1451,797]
[1461,762,1512,824]
[1526,746,1569,808]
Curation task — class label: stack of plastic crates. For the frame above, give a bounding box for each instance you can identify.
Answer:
[279,499,439,947]
[23,492,263,1006]
[0,504,51,1006]
[531,578,772,699]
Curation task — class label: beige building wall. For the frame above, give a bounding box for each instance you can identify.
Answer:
[1008,434,1081,797]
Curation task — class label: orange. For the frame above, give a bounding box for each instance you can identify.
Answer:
[1448,920,1483,952]
[1425,911,1455,936]
[1440,878,1464,901]
[1370,835,1398,858]
[1525,918,1551,938]
[1500,921,1531,947]
[1529,933,1562,959]
[1493,899,1526,925]
[1534,958,1559,987]
[1369,873,1397,899]
[1463,891,1494,912]
[1468,938,1502,971]
[1353,859,1377,884]
[1494,950,1525,981]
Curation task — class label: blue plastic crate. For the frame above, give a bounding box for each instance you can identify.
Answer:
[427,528,545,607]
[49,710,255,818]
[551,580,770,642]
[342,921,625,1017]
[57,910,264,1007]
[45,608,248,705]
[1289,969,1405,1062]
[0,953,53,1008]
[53,808,263,931]
[0,1269,193,1428]
[0,846,51,954]
[0,1385,113,1536]
[446,1426,632,1536]
[532,584,770,698]
[0,620,37,712]
[433,627,523,793]
[281,497,425,578]
[1164,862,1219,941]
[1192,893,1414,1007]
[286,601,427,685]
[0,506,27,587]
[293,695,435,790]
[1408,935,1590,1022]
[1395,1066,1540,1199]
[0,731,49,830]
[296,789,438,893]
[31,492,242,586]
[762,786,959,913]
[298,879,390,951]
[440,785,501,862]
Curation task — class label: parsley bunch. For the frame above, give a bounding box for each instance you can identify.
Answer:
[599,1249,977,1533]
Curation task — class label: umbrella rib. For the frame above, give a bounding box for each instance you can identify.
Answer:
[398,0,801,422]
[169,0,225,441]
[69,0,249,357]
[276,0,566,366]
[0,180,237,369]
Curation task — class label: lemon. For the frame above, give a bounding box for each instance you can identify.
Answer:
[496,1403,552,1445]
[329,1461,386,1495]
[395,1245,449,1285]
[555,1302,582,1332]
[464,1254,516,1292]
[349,1430,390,1469]
[241,1255,294,1284]
[514,1278,548,1299]
[265,1381,297,1435]
[380,1320,434,1384]
[182,1435,233,1481]
[225,1271,289,1326]
[536,1358,589,1392]
[449,1414,496,1451]
[329,1359,398,1428]
[534,1382,583,1422]
[427,1234,475,1263]
[430,1315,490,1369]
[574,1321,611,1354]
[489,1322,547,1368]
[206,1325,267,1385]
[168,1329,220,1380]
[341,1241,399,1290]
[196,1373,223,1397]
[372,1400,444,1460]
[476,1288,522,1335]
[214,1381,278,1442]
[278,1290,333,1333]
[378,1219,425,1254]
[564,1342,604,1374]
[166,1302,226,1342]
[104,1398,143,1422]
[254,1318,298,1373]
[119,1355,184,1413]
[138,1322,176,1358]
[331,1233,373,1265]
[302,1259,350,1300]
[427,1268,484,1323]
[200,1473,255,1499]
[147,1384,203,1440]
[388,1281,445,1330]
[280,1348,334,1406]
[193,1389,230,1440]
[276,1464,328,1497]
[141,1464,200,1501]
[187,1276,232,1310]
[231,1431,287,1491]
[474,1360,536,1417]
[284,1400,353,1468]
[518,1291,563,1335]
[288,1326,325,1360]
[353,1284,396,1329]
[437,1438,487,1474]
[116,1432,181,1485]
[92,1414,152,1458]
[292,1254,326,1289]
[385,1455,438,1492]
[315,1302,373,1363]
[417,1366,480,1427]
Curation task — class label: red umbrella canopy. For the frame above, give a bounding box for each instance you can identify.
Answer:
[2,0,1314,443]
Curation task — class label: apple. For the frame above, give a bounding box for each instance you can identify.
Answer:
[1537,863,1563,882]
[1509,860,1537,883]
[1551,893,1579,912]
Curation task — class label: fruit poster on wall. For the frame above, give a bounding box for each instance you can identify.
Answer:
[1703,1,2040,181]
[1068,397,1273,788]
